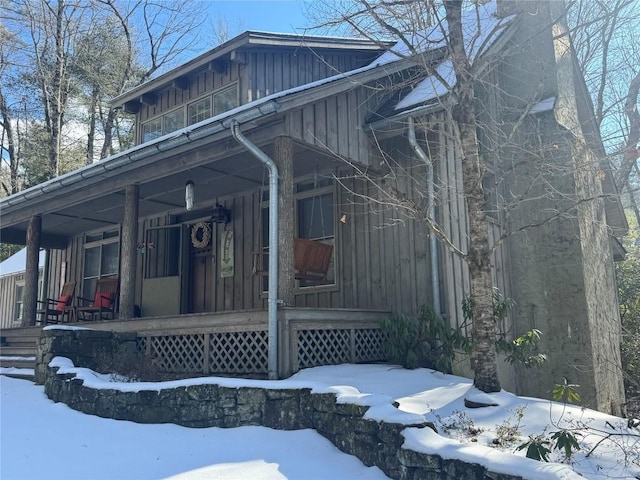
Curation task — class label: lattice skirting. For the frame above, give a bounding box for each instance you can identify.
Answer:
[138,330,269,374]
[137,326,386,376]
[295,327,386,370]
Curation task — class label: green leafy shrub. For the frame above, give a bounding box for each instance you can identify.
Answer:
[463,290,546,369]
[379,305,469,371]
[381,290,546,372]
[517,435,552,461]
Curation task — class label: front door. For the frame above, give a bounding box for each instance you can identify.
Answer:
[188,221,215,313]
[141,224,183,317]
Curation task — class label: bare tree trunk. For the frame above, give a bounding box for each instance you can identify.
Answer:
[119,184,139,320]
[445,0,500,393]
[0,88,19,194]
[86,85,99,165]
[274,135,295,306]
[618,72,640,190]
[23,215,42,327]
[100,107,116,159]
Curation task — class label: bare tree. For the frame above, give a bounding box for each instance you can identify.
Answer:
[0,24,21,195]
[310,0,627,398]
[569,0,640,223]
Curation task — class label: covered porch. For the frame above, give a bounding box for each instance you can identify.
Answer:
[78,307,387,378]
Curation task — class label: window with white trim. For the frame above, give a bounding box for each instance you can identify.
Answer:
[14,283,24,323]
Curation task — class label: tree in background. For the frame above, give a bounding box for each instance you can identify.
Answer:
[568,0,640,224]
[617,211,640,398]
[0,0,202,188]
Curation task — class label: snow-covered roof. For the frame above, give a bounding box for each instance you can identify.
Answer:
[373,0,515,114]
[395,60,455,110]
[0,248,45,277]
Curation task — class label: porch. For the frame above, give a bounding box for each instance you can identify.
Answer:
[27,308,388,379]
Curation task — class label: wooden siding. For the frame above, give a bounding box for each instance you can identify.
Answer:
[136,48,377,145]
[0,270,44,329]
[137,62,242,142]
[287,85,376,166]
[242,49,376,103]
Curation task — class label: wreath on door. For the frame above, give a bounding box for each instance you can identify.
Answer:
[191,221,211,248]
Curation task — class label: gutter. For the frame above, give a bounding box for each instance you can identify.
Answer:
[407,117,441,316]
[230,121,280,381]
[1,101,281,213]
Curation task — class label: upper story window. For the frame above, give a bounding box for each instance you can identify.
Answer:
[213,85,238,115]
[140,83,239,144]
[142,118,162,143]
[188,97,212,125]
[164,110,185,134]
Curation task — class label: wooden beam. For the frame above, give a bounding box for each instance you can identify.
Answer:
[274,135,295,306]
[23,215,41,327]
[141,93,156,106]
[210,59,226,74]
[173,77,190,90]
[0,228,68,249]
[119,184,139,320]
[123,101,140,114]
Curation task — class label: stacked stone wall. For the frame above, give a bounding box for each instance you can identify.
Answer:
[40,328,527,480]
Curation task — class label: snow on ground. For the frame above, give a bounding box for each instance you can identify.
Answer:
[2,364,639,479]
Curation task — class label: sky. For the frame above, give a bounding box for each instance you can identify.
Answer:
[204,0,313,35]
[2,360,639,480]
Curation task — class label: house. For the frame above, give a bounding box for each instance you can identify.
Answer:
[0,1,627,413]
[0,249,45,329]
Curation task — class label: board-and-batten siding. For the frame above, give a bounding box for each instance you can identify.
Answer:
[286,86,375,167]
[243,49,376,103]
[137,62,242,133]
[436,113,512,336]
[136,48,377,143]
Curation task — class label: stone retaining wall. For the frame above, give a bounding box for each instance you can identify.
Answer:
[40,328,525,480]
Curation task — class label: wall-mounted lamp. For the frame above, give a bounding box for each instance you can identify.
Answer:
[212,204,231,224]
[185,180,194,211]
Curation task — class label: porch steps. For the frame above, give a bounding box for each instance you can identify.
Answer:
[0,326,41,381]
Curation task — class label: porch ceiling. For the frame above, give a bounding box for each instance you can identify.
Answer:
[1,141,340,248]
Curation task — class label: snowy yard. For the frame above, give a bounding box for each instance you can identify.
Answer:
[1,364,639,479]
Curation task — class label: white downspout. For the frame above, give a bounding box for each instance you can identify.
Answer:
[407,117,441,316]
[230,120,280,380]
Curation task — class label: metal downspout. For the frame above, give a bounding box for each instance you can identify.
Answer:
[407,117,441,316]
[230,121,279,380]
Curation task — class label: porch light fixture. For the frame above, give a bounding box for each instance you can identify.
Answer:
[211,204,231,224]
[185,180,194,211]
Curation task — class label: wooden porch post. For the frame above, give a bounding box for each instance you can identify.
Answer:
[119,184,139,320]
[23,215,42,327]
[274,135,295,307]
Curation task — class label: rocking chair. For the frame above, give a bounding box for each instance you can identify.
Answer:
[36,282,76,325]
[75,277,119,321]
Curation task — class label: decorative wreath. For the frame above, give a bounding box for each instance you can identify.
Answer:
[191,221,211,249]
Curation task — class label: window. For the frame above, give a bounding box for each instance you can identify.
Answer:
[141,84,239,143]
[213,85,238,114]
[142,118,162,143]
[164,110,184,134]
[14,284,24,323]
[188,97,212,125]
[260,178,336,290]
[83,229,119,297]
[296,185,335,287]
[144,225,181,279]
